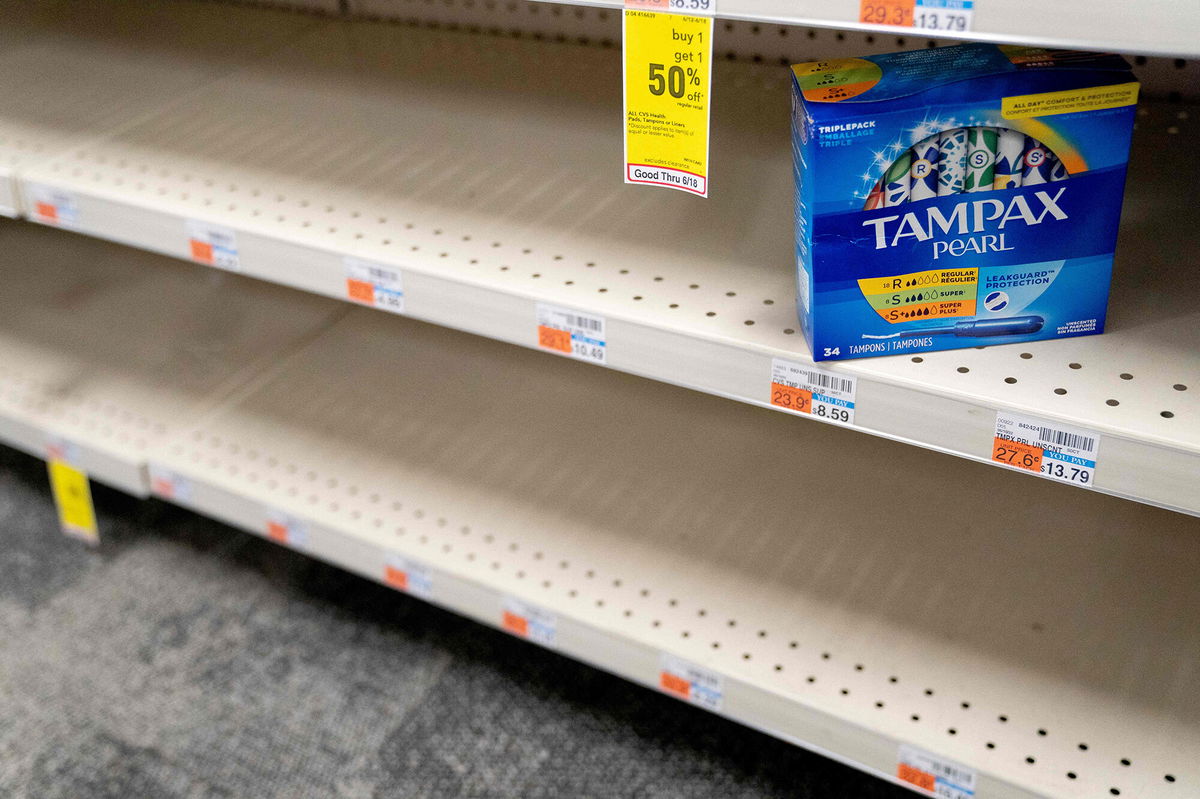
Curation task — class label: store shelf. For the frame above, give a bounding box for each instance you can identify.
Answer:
[140,301,1200,799]
[0,220,344,494]
[349,0,1200,58]
[0,0,319,217]
[13,19,1197,516]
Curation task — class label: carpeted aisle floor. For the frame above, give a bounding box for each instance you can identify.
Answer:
[0,444,907,798]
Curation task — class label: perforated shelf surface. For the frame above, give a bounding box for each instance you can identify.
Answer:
[0,0,319,216]
[0,220,344,493]
[144,303,1200,799]
[13,17,1198,515]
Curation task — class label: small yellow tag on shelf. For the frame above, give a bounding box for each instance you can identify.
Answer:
[47,455,98,544]
[623,2,714,197]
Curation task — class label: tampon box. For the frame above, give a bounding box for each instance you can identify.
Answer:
[790,44,1137,361]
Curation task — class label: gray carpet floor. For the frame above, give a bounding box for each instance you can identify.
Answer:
[0,443,908,798]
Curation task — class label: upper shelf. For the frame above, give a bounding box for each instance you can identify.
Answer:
[6,12,1199,514]
[491,0,1200,57]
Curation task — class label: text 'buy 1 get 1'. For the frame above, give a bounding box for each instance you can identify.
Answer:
[623,0,715,197]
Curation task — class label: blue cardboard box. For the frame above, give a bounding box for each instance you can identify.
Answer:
[790,44,1138,361]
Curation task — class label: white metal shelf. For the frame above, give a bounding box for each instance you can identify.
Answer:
[137,302,1200,799]
[11,19,1198,516]
[0,220,344,494]
[350,0,1200,58]
[0,0,320,217]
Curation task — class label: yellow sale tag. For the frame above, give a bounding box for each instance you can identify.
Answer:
[48,459,98,543]
[623,8,713,196]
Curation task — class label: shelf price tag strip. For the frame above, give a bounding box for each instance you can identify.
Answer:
[622,0,714,197]
[265,508,308,550]
[992,410,1099,487]
[502,597,557,648]
[859,0,974,32]
[383,554,433,600]
[185,219,239,271]
[28,184,80,228]
[46,439,99,545]
[345,256,405,314]
[769,358,857,425]
[897,745,977,798]
[659,654,723,711]
[148,463,193,503]
[536,303,607,364]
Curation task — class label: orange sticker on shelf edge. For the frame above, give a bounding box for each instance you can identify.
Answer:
[659,671,691,699]
[897,763,937,792]
[502,610,529,637]
[860,0,914,26]
[346,278,375,304]
[266,520,289,543]
[537,325,572,354]
[189,239,214,264]
[770,382,812,413]
[35,202,58,222]
[991,437,1043,472]
[384,565,409,590]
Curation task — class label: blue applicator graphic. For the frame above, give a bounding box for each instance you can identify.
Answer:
[862,315,1044,339]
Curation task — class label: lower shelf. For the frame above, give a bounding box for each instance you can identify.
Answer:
[2,221,1195,797]
[0,220,344,493]
[143,306,1199,798]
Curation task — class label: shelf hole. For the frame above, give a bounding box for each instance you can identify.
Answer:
[1162,411,1175,418]
[911,356,923,363]
[1120,759,1131,766]
[1038,728,1047,736]
[1165,775,1176,782]
[681,631,690,638]
[957,366,969,373]
[911,714,920,722]
[1026,757,1036,764]
[757,630,767,638]
[763,299,774,305]
[1020,352,1033,359]
[653,276,663,281]
[806,676,816,683]
[854,664,864,672]
[784,328,795,335]
[689,283,699,289]
[948,728,957,735]
[774,665,783,672]
[961,701,971,709]
[840,688,849,696]
[1067,772,1077,780]
[669,304,679,309]
[889,676,898,683]
[1110,789,1120,796]
[789,641,799,649]
[986,742,995,750]
[1054,388,1068,395]
[1174,384,1188,391]
[821,652,831,660]
[875,701,884,708]
[1004,377,1017,384]
[999,715,1009,723]
[744,320,755,326]
[741,653,750,660]
[924,688,934,696]
[1069,362,1082,369]
[706,311,716,317]
[1120,372,1133,380]
[1079,743,1089,751]
[1106,399,1120,406]
[725,291,736,297]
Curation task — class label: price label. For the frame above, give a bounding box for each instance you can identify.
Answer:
[536,303,607,364]
[897,745,976,798]
[265,509,308,550]
[623,5,714,197]
[27,185,80,228]
[859,0,974,32]
[186,220,239,271]
[344,257,405,314]
[501,597,557,647]
[147,463,193,502]
[383,554,433,600]
[659,654,723,711]
[993,411,1099,487]
[45,440,98,544]
[769,358,857,425]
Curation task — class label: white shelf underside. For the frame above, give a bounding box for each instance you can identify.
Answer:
[0,219,1196,798]
[2,14,1196,515]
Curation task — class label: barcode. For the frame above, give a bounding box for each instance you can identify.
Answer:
[562,313,602,333]
[799,369,854,395]
[1035,426,1094,452]
[369,266,398,283]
